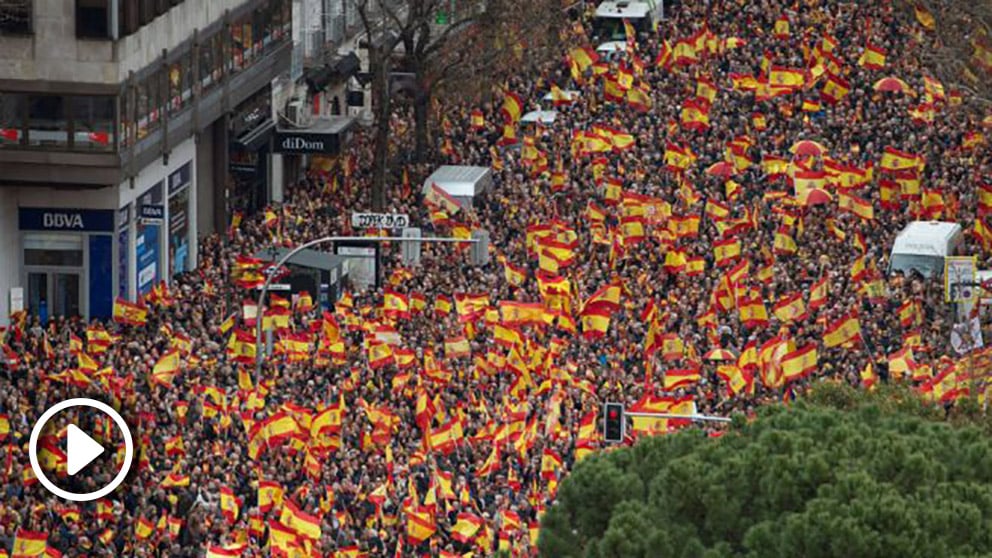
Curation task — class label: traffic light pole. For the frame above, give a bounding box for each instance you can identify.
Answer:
[254,235,476,381]
[624,411,732,423]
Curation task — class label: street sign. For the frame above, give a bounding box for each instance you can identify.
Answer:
[945,256,977,302]
[257,284,291,291]
[351,212,410,229]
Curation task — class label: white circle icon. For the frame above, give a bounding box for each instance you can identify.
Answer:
[29,398,134,502]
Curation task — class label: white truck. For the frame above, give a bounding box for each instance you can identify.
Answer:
[592,1,665,42]
[888,221,965,279]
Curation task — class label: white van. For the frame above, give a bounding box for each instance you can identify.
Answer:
[888,221,965,278]
[592,1,665,41]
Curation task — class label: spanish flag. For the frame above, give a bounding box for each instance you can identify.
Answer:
[219,312,236,335]
[769,66,804,87]
[205,546,241,558]
[774,14,790,38]
[444,336,471,359]
[12,529,47,557]
[499,301,547,326]
[858,43,887,70]
[406,506,436,544]
[738,296,769,328]
[664,368,701,390]
[151,349,180,385]
[772,292,807,323]
[219,487,241,524]
[503,261,527,286]
[500,91,523,123]
[258,480,285,513]
[713,238,741,267]
[77,351,98,372]
[112,297,148,326]
[837,192,875,220]
[717,364,752,396]
[368,341,395,369]
[382,289,410,318]
[664,142,695,171]
[134,516,155,540]
[820,73,851,104]
[568,46,599,73]
[823,313,862,348]
[497,123,518,147]
[781,344,818,383]
[451,512,484,544]
[580,307,612,339]
[680,99,710,130]
[279,500,322,540]
[880,146,920,171]
[580,282,622,316]
[470,109,485,130]
[773,228,798,256]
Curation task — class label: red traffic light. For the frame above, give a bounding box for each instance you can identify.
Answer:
[608,409,619,419]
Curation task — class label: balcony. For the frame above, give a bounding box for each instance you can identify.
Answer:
[0,8,292,188]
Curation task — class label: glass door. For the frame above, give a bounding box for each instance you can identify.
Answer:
[28,272,49,322]
[53,273,81,317]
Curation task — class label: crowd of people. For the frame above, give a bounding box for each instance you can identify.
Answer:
[1,0,991,556]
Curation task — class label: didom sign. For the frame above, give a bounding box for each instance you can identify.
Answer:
[274,131,337,154]
[19,208,114,232]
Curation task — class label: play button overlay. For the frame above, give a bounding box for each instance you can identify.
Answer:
[29,398,133,502]
[66,424,105,476]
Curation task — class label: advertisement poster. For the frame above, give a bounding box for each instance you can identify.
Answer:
[136,222,158,295]
[136,182,163,295]
[118,205,129,298]
[167,163,192,276]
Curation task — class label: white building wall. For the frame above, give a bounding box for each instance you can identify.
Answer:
[0,0,251,85]
[0,188,19,326]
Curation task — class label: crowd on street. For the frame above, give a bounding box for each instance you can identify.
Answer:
[2,0,991,556]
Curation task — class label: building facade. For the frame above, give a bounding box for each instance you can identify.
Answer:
[0,0,292,323]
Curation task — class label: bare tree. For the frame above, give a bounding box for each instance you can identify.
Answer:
[357,0,566,210]
[399,0,566,161]
[356,0,405,211]
[903,0,992,108]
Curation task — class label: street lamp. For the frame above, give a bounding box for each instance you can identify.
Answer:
[253,235,475,379]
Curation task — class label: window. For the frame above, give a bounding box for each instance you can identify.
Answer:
[119,88,133,148]
[76,0,111,39]
[27,96,69,148]
[118,0,139,36]
[0,93,26,146]
[137,70,163,140]
[71,96,115,150]
[139,0,155,26]
[0,0,32,35]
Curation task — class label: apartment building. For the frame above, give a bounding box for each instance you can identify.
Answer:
[0,0,293,322]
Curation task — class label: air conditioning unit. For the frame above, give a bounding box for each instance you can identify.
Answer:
[285,99,304,125]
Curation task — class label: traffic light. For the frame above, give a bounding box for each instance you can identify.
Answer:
[603,402,625,443]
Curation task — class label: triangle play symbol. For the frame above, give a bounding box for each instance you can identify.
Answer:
[66,424,105,476]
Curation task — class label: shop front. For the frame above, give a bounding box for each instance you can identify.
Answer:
[116,137,197,301]
[274,115,355,185]
[229,85,275,215]
[19,207,115,322]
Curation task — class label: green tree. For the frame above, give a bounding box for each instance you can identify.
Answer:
[540,383,992,557]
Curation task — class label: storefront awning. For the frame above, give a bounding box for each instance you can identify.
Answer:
[306,52,361,91]
[274,116,355,155]
[232,118,276,151]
